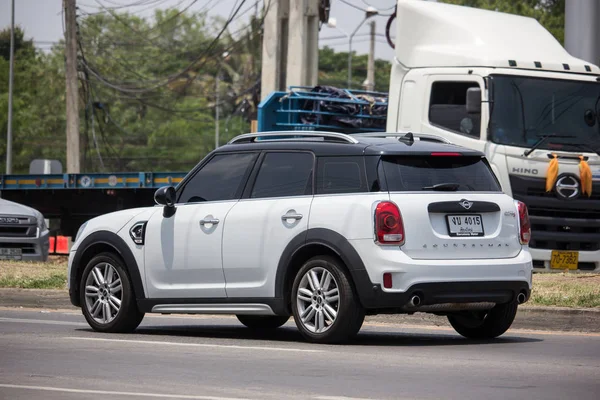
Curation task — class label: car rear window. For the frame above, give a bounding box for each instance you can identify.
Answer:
[381,156,501,192]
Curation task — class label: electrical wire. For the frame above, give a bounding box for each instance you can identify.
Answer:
[80,0,249,93]
[79,0,269,114]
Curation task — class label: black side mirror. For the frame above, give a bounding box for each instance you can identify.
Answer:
[154,186,176,217]
[466,87,482,114]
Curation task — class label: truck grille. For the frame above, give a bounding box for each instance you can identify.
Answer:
[0,226,37,237]
[509,175,600,252]
[0,243,36,254]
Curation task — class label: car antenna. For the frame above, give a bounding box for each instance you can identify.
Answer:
[399,132,415,143]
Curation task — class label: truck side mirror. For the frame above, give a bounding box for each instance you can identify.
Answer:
[466,87,482,114]
[154,186,176,217]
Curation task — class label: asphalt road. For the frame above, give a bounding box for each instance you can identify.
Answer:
[0,308,599,400]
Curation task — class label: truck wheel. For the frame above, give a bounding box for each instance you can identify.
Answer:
[80,252,144,333]
[448,301,518,339]
[291,255,364,344]
[236,315,289,330]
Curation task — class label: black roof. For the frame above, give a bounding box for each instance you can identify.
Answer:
[216,131,484,157]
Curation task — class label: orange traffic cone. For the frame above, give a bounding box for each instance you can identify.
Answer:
[56,236,69,254]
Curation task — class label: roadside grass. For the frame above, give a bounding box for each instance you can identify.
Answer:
[1,259,599,307]
[0,257,68,290]
[531,273,600,308]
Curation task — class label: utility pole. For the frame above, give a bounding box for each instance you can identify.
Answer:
[64,0,81,173]
[327,7,377,89]
[287,0,320,87]
[363,20,376,91]
[565,0,600,66]
[5,0,15,174]
[215,73,220,148]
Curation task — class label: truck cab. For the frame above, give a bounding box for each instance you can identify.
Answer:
[386,0,600,272]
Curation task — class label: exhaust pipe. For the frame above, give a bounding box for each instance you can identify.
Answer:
[517,292,527,304]
[409,294,422,307]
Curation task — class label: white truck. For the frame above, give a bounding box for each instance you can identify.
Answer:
[387,0,600,272]
[259,0,600,272]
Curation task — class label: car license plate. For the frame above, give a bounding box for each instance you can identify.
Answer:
[446,214,484,237]
[0,248,22,260]
[550,250,579,270]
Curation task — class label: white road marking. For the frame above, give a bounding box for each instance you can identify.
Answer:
[0,383,249,400]
[314,397,377,400]
[0,317,87,326]
[65,336,324,353]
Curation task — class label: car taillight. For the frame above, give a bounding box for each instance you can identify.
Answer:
[375,201,405,245]
[515,200,531,245]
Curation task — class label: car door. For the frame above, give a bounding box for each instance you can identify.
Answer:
[222,151,315,298]
[144,152,258,299]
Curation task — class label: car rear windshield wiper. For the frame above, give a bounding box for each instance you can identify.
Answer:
[523,134,576,157]
[422,183,460,191]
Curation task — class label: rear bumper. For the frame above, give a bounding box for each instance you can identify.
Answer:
[348,238,532,311]
[0,232,50,262]
[353,274,530,310]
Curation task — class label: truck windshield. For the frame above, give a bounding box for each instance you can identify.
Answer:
[489,75,600,152]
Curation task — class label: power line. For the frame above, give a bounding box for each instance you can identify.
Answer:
[80,0,249,93]
[79,0,267,106]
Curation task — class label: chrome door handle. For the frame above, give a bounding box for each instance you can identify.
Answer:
[281,213,303,221]
[200,218,220,226]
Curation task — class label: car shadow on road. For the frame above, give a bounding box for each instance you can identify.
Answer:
[76,323,542,347]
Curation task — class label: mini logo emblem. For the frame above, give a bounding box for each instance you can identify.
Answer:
[459,199,473,210]
[555,174,579,200]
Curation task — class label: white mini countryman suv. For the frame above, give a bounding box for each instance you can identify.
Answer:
[68,131,533,343]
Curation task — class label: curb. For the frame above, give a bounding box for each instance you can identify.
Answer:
[1,288,599,333]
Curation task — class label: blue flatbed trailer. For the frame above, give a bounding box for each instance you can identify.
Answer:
[0,86,387,237]
[0,172,186,237]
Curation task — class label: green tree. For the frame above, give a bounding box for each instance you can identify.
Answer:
[0,26,35,60]
[318,46,391,92]
[1,8,396,175]
[1,26,64,174]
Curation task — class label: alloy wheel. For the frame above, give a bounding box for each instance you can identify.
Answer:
[296,267,340,333]
[84,262,123,324]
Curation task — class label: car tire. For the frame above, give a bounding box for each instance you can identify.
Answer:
[236,315,289,330]
[80,252,144,333]
[448,301,518,339]
[291,255,365,344]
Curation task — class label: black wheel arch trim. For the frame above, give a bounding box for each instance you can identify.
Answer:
[69,230,145,307]
[275,228,376,310]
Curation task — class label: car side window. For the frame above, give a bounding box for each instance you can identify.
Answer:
[178,153,258,203]
[250,152,314,198]
[429,81,481,138]
[316,156,367,194]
